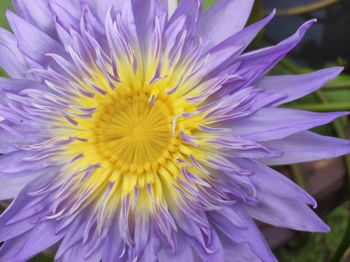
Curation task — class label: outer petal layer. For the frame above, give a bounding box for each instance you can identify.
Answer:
[261,131,350,165]
[199,0,254,49]
[0,29,29,78]
[230,109,348,142]
[256,67,344,105]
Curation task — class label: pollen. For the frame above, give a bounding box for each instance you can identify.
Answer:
[60,74,200,197]
[56,43,208,203]
[94,91,177,174]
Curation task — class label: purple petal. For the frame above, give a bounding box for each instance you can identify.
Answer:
[230,19,316,90]
[57,242,103,262]
[255,67,343,105]
[13,0,56,38]
[0,77,47,92]
[236,159,316,207]
[0,28,29,78]
[244,193,329,232]
[49,1,80,32]
[0,172,56,241]
[140,229,160,262]
[188,227,224,262]
[171,0,202,25]
[49,0,81,21]
[203,11,275,77]
[220,233,261,262]
[0,220,63,262]
[199,0,254,49]
[0,150,52,174]
[261,131,350,165]
[230,108,348,142]
[210,205,277,262]
[0,174,41,200]
[158,230,195,262]
[56,244,86,262]
[131,213,150,260]
[57,230,104,262]
[131,0,165,54]
[87,0,124,23]
[6,10,65,68]
[55,217,83,259]
[0,130,26,154]
[172,206,221,257]
[101,219,126,261]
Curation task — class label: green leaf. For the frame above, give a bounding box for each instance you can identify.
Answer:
[203,0,216,9]
[324,74,350,90]
[29,254,53,262]
[0,67,8,77]
[0,0,12,29]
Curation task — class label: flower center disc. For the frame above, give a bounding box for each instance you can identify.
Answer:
[94,91,175,173]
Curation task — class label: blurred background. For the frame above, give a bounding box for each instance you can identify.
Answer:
[0,0,349,261]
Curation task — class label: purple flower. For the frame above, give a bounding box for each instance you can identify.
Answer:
[0,0,348,261]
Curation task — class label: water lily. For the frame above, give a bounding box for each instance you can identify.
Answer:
[0,0,348,261]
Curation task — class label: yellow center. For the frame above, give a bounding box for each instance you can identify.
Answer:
[57,56,208,211]
[93,91,177,174]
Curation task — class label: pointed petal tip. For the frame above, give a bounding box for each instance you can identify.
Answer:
[322,224,331,233]
[310,220,331,233]
[330,66,344,74]
[308,18,318,25]
[300,19,317,32]
[290,19,317,41]
[269,8,277,17]
[305,194,318,209]
[261,9,276,24]
[329,111,350,119]
[319,66,344,81]
[5,8,14,21]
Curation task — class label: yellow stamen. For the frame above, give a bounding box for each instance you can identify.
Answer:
[58,60,210,212]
